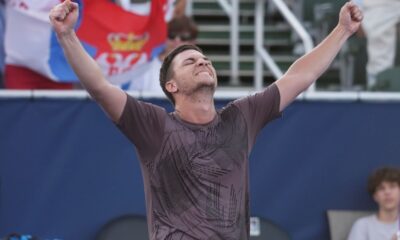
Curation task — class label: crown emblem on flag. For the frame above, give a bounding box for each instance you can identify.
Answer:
[107,33,149,52]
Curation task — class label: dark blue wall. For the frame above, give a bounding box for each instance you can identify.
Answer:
[0,98,399,240]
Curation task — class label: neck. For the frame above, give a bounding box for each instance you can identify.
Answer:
[174,91,216,125]
[377,208,399,223]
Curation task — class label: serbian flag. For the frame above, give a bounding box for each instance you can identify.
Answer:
[5,0,167,86]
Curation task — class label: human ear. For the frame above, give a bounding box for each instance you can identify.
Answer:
[166,80,178,93]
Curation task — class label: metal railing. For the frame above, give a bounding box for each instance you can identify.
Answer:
[215,0,240,86]
[2,90,400,102]
[186,0,239,85]
[188,0,311,90]
[255,0,314,91]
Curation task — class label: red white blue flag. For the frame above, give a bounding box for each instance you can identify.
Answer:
[5,0,167,85]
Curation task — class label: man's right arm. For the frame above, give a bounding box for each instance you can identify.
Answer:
[49,0,126,122]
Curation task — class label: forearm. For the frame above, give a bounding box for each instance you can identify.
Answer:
[57,31,108,97]
[50,1,126,122]
[275,2,362,111]
[285,25,352,87]
[174,0,186,17]
[276,25,353,111]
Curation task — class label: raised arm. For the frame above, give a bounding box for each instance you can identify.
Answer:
[275,1,363,112]
[173,0,187,18]
[49,0,126,122]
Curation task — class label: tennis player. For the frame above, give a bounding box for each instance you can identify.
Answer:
[50,1,363,239]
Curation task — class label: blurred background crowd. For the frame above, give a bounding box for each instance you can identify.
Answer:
[0,0,398,92]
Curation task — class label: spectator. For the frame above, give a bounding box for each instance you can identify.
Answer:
[361,0,400,89]
[112,0,190,92]
[348,167,400,240]
[162,15,198,59]
[119,15,198,92]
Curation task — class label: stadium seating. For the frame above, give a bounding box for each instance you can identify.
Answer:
[191,0,399,90]
[192,0,295,87]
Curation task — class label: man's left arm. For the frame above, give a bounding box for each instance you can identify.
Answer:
[275,1,363,112]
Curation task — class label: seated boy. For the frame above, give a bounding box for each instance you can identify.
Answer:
[348,167,400,240]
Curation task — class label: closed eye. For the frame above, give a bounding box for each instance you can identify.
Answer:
[183,58,195,65]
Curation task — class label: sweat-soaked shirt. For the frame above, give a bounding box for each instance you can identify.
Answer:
[116,84,281,240]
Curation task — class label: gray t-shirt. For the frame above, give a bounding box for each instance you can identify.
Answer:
[348,215,398,240]
[117,84,281,240]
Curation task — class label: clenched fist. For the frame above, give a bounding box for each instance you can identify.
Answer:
[49,0,79,36]
[338,1,363,35]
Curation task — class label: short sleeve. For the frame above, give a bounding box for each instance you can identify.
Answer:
[347,218,367,240]
[116,94,166,160]
[232,83,281,149]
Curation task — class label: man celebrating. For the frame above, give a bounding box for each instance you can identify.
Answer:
[49,1,363,239]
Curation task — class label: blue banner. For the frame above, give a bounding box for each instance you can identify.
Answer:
[0,98,399,239]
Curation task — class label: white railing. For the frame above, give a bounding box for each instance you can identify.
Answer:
[185,0,193,16]
[255,0,315,91]
[215,0,240,86]
[187,0,239,85]
[2,90,400,102]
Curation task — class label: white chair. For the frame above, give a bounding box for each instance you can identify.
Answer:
[327,210,374,240]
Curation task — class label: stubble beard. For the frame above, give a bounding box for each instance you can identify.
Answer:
[186,81,216,97]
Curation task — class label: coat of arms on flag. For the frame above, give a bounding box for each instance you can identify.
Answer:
[5,0,167,86]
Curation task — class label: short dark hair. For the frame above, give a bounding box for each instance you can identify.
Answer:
[367,167,400,196]
[159,44,203,105]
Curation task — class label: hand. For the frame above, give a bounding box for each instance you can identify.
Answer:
[49,0,79,36]
[338,1,363,35]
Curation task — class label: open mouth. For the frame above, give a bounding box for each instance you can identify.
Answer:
[196,70,212,77]
[198,71,210,76]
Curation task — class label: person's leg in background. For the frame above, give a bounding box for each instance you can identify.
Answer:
[362,2,400,89]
